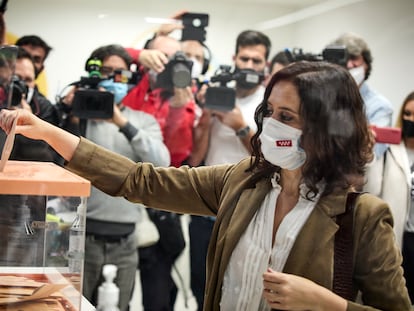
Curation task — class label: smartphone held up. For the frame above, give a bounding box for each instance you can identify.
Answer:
[371,125,402,144]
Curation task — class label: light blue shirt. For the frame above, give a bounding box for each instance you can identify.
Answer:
[360,82,394,158]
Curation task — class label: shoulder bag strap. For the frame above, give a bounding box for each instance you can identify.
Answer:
[333,191,363,301]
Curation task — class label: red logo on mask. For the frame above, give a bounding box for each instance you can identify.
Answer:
[275,140,292,147]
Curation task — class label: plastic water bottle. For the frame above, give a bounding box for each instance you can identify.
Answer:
[67,197,86,274]
[96,264,120,311]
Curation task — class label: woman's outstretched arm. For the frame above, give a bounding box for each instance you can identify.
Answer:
[0,108,80,161]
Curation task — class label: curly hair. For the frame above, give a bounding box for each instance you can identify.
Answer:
[248,61,374,198]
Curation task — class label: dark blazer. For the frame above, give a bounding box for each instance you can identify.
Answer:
[67,138,412,311]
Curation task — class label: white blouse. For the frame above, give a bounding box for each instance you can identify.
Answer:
[220,175,322,311]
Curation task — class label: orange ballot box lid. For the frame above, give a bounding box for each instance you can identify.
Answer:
[0,160,90,196]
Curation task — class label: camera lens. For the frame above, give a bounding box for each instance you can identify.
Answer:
[171,63,192,88]
[11,75,28,106]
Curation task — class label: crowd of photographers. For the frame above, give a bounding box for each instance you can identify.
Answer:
[1,7,414,311]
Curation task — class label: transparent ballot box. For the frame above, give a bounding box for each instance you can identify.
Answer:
[0,160,90,311]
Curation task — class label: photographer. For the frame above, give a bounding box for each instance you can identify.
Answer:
[0,46,62,267]
[1,47,60,164]
[328,32,393,159]
[123,35,197,168]
[56,44,170,311]
[122,35,198,311]
[195,30,271,167]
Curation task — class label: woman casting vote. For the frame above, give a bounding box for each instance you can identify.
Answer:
[0,61,410,310]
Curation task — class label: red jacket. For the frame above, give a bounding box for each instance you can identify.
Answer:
[123,48,196,167]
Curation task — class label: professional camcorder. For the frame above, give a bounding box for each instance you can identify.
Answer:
[154,51,193,90]
[204,65,264,111]
[71,58,142,119]
[285,45,348,67]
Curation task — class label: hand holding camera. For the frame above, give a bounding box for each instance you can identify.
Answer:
[70,58,142,120]
[155,10,187,37]
[203,66,264,111]
[154,51,193,90]
[153,10,209,43]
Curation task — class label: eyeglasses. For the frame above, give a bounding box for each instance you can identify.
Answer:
[99,66,128,77]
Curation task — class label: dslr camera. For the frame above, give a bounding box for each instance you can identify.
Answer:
[285,45,348,67]
[10,75,28,107]
[71,58,141,119]
[154,51,193,90]
[204,65,264,111]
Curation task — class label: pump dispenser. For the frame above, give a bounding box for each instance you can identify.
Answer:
[96,264,120,311]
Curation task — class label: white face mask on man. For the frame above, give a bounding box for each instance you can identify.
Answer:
[349,66,365,86]
[26,87,34,104]
[190,57,203,79]
[259,117,306,170]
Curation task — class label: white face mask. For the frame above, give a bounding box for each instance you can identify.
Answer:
[259,117,306,170]
[26,87,34,103]
[349,66,365,86]
[190,57,203,79]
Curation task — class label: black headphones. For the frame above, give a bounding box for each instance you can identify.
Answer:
[201,42,211,75]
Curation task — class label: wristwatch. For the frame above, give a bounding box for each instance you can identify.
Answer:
[236,125,250,138]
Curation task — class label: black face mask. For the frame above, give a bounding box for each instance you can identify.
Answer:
[403,119,414,138]
[233,67,264,90]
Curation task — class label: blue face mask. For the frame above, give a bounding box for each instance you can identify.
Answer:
[98,79,128,104]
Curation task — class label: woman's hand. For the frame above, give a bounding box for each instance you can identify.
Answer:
[0,108,40,138]
[262,268,347,311]
[0,108,80,161]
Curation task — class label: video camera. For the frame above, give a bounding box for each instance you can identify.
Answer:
[285,45,348,67]
[71,58,142,119]
[154,51,193,90]
[204,65,264,111]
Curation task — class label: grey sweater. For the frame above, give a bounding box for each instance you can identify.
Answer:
[84,106,170,224]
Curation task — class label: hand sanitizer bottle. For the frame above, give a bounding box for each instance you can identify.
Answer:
[96,264,120,311]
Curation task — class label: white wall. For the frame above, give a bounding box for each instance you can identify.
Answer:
[266,0,414,120]
[6,0,414,120]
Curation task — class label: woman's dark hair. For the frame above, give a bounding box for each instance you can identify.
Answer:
[249,61,374,198]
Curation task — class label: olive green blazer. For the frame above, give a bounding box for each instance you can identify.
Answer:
[67,138,411,311]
